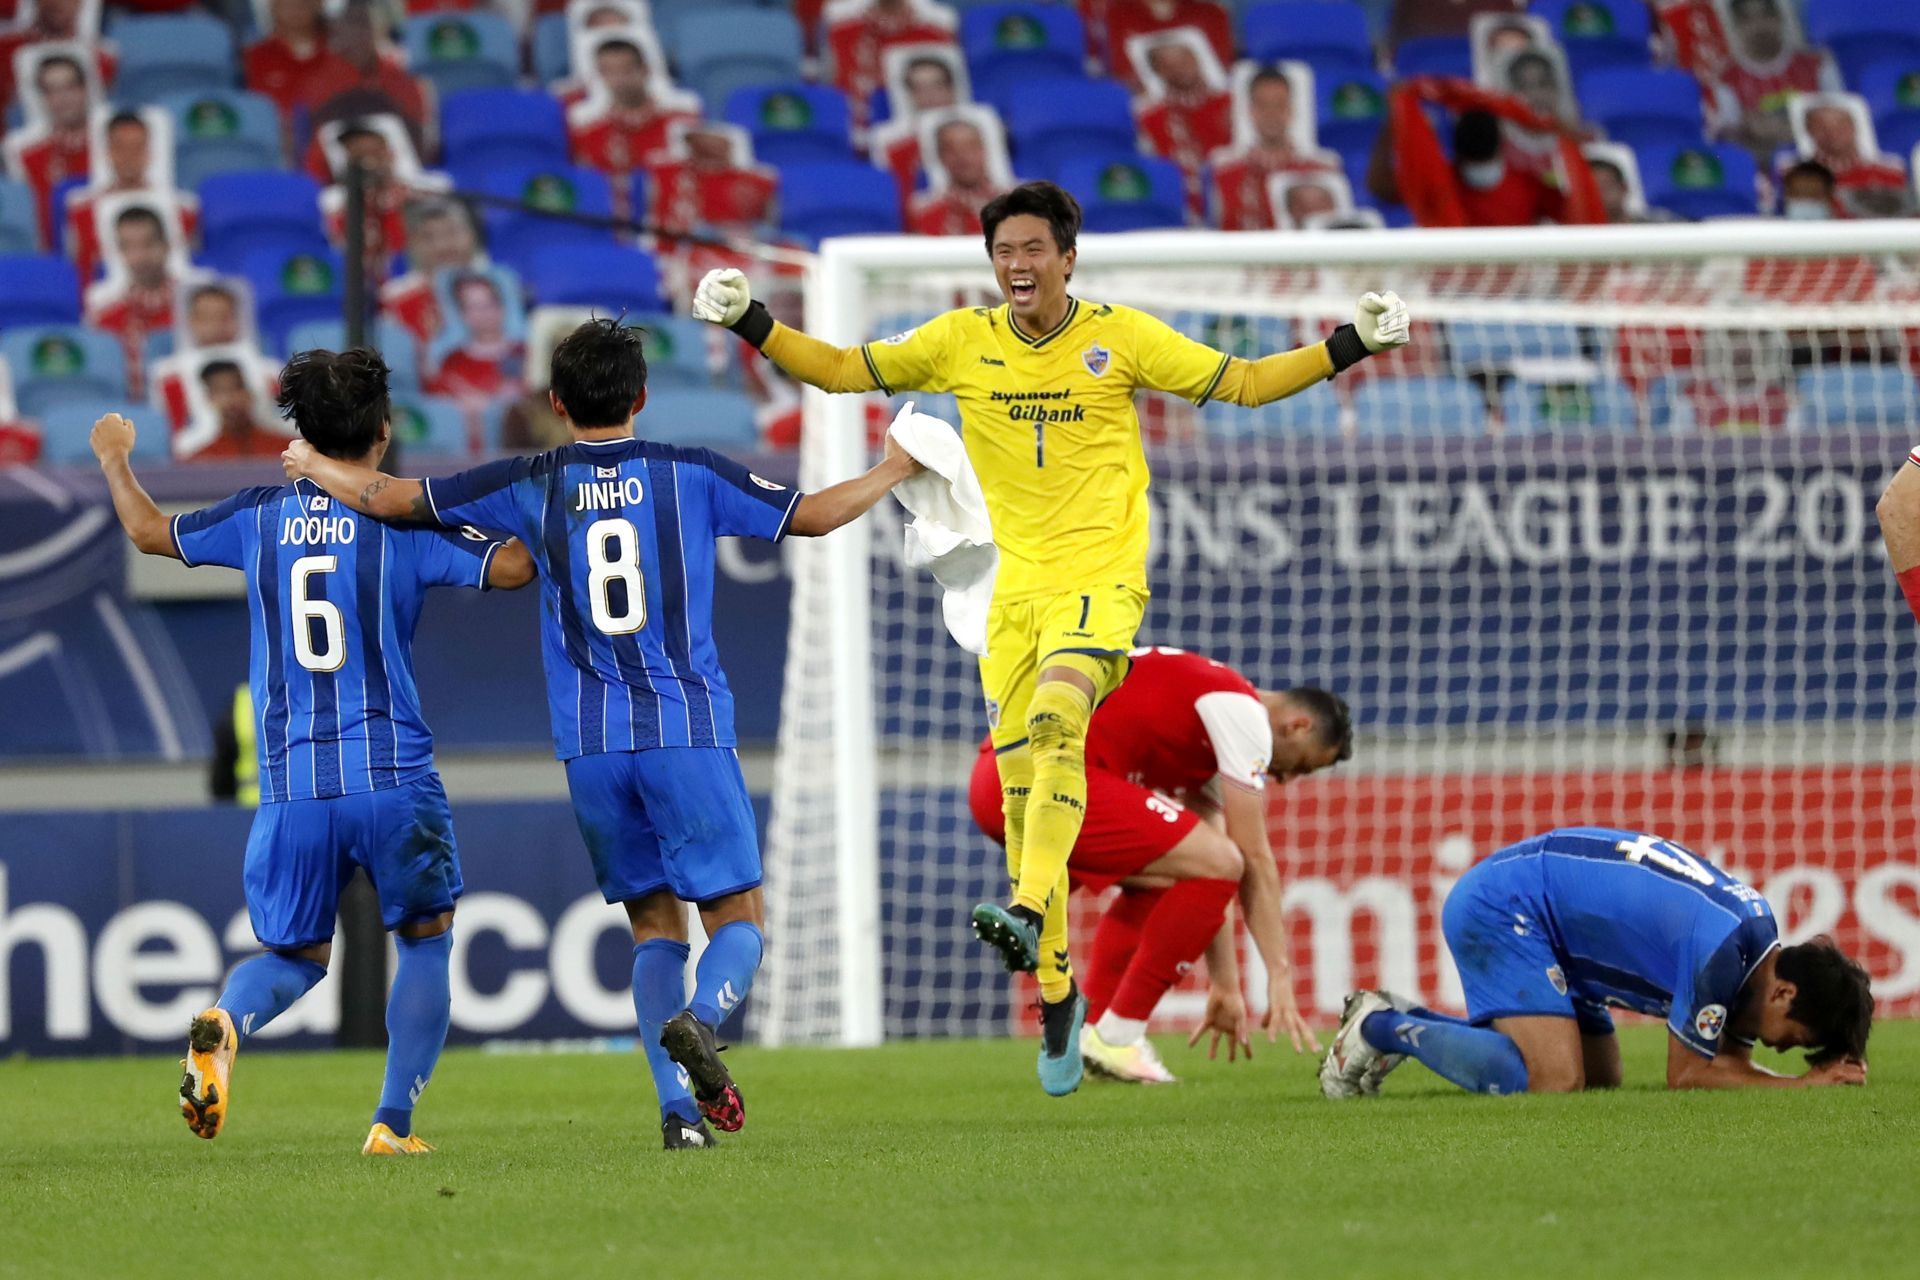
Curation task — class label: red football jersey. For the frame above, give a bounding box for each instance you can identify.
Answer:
[1208,148,1340,231]
[907,187,1002,236]
[379,272,439,346]
[1139,92,1232,215]
[244,37,355,116]
[824,10,955,129]
[12,131,90,246]
[87,282,175,395]
[1102,0,1234,85]
[645,160,779,234]
[568,107,699,185]
[1085,647,1271,796]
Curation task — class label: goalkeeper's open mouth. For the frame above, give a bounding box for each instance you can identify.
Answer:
[1008,275,1037,307]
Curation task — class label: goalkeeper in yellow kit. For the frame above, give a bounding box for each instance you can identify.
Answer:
[692,181,1410,1095]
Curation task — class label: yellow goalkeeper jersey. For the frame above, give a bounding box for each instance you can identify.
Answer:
[861,299,1238,602]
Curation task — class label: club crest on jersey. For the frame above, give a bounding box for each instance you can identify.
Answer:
[883,329,916,345]
[1547,965,1568,996]
[985,697,1000,729]
[1694,1004,1727,1041]
[1081,343,1110,377]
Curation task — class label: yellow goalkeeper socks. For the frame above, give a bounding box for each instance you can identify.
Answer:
[995,743,1034,880]
[1036,869,1073,1003]
[1014,679,1093,919]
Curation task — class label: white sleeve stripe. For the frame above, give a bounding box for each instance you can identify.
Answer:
[171,514,195,567]
[422,477,443,523]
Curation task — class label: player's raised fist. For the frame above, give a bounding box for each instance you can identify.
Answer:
[692,268,752,327]
[281,438,315,480]
[89,412,135,463]
[1354,290,1411,353]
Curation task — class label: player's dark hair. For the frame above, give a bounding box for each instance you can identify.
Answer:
[1506,50,1556,82]
[452,270,500,302]
[595,38,643,61]
[550,317,648,430]
[115,205,165,236]
[36,54,84,84]
[1783,159,1836,194]
[276,347,391,460]
[1248,67,1292,94]
[1286,686,1353,762]
[981,181,1081,256]
[199,359,242,385]
[1453,110,1502,163]
[904,55,953,83]
[107,110,147,133]
[1776,936,1873,1066]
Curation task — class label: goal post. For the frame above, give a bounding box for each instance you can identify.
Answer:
[759,220,1920,1048]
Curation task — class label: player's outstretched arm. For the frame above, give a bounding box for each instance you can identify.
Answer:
[90,413,177,558]
[1193,293,1412,408]
[1665,1033,1866,1090]
[1219,784,1321,1054]
[787,435,922,536]
[692,268,884,395]
[1877,450,1920,622]
[281,438,431,523]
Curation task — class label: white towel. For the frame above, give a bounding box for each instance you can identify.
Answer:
[886,401,996,655]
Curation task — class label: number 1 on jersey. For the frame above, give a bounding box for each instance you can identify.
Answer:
[1034,421,1044,468]
[587,517,647,635]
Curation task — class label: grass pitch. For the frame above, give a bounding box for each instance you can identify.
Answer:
[4,1023,1918,1279]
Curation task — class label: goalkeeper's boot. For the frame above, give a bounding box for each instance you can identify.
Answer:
[1080,1024,1177,1085]
[179,1007,238,1139]
[1036,983,1087,1097]
[1319,990,1404,1100]
[662,1112,717,1151]
[971,902,1040,973]
[362,1124,434,1156]
[660,1011,745,1133]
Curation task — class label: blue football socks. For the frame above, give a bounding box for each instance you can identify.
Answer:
[688,920,763,1030]
[634,939,699,1123]
[1362,1007,1530,1096]
[216,951,326,1040]
[373,931,453,1138]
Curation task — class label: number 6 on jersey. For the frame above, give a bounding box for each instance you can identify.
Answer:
[587,517,647,634]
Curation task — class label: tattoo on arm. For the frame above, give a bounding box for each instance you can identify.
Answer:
[357,477,390,511]
[409,491,431,522]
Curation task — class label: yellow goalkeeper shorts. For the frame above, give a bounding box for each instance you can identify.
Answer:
[979,583,1146,750]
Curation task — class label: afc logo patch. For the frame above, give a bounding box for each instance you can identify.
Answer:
[1081,343,1110,377]
[596,465,619,478]
[883,329,916,346]
[458,525,489,542]
[750,473,786,491]
[1694,1004,1727,1041]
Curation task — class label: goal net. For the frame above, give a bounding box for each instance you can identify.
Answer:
[757,222,1920,1047]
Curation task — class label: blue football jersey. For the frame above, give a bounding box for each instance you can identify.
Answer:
[422,437,802,759]
[1494,826,1780,1056]
[171,479,503,803]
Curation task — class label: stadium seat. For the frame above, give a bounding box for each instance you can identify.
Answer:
[1636,142,1759,220]
[1241,2,1373,69]
[461,164,618,276]
[161,90,283,189]
[1804,2,1920,89]
[1316,68,1389,154]
[1530,0,1653,75]
[1056,156,1187,231]
[1351,376,1488,435]
[1796,366,1918,431]
[239,246,344,352]
[1500,379,1640,432]
[639,387,760,447]
[532,13,571,84]
[524,242,664,313]
[632,313,718,388]
[440,90,570,174]
[1002,78,1136,178]
[1577,67,1706,150]
[1392,36,1472,80]
[402,13,519,96]
[388,393,472,456]
[1445,320,1589,372]
[962,4,1087,104]
[0,177,38,254]
[196,171,325,267]
[38,397,167,463]
[726,84,854,166]
[776,160,902,243]
[1858,60,1920,154]
[0,326,126,417]
[0,255,80,327]
[110,14,237,102]
[1884,115,1920,164]
[674,9,806,111]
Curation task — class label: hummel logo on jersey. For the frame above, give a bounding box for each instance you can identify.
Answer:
[717,981,743,1013]
[980,356,1005,366]
[749,473,786,491]
[1395,1020,1424,1048]
[596,465,619,478]
[409,1073,430,1104]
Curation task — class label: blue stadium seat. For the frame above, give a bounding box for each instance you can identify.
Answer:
[282,317,346,356]
[375,317,423,389]
[1351,376,1488,435]
[532,13,571,84]
[524,242,664,313]
[777,160,902,243]
[1316,68,1389,154]
[1003,77,1136,177]
[388,393,472,456]
[1199,387,1344,438]
[633,313,718,388]
[461,164,617,276]
[1577,67,1706,149]
[674,9,806,110]
[0,326,126,416]
[1805,2,1920,90]
[1881,114,1920,163]
[196,171,324,265]
[1796,366,1918,431]
[1056,156,1186,231]
[110,14,237,101]
[1531,0,1653,75]
[0,255,80,327]
[38,397,167,463]
[1392,36,1472,80]
[0,177,38,253]
[440,90,570,174]
[726,84,853,166]
[239,246,344,352]
[160,90,283,189]
[1241,2,1373,68]
[1858,60,1920,152]
[963,4,1086,104]
[402,13,519,96]
[639,387,760,447]
[1500,379,1640,432]
[1445,320,1588,371]
[1636,142,1759,220]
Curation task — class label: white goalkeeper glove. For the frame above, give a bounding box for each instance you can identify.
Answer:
[1354,290,1411,353]
[692,268,752,327]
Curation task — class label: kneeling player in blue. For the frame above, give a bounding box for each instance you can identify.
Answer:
[1320,827,1873,1096]
[89,351,535,1151]
[283,318,919,1149]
